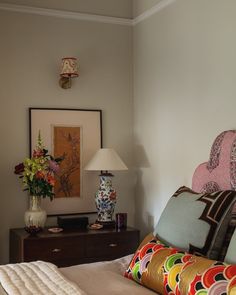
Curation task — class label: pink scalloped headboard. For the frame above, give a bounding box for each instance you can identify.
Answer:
[192,130,236,261]
[192,130,236,193]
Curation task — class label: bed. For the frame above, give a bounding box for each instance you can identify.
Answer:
[1,130,236,295]
[0,255,156,295]
[60,255,156,295]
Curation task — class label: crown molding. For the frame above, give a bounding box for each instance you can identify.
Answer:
[133,0,176,26]
[0,3,133,26]
[0,0,176,26]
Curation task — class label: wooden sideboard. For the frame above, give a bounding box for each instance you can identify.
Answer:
[10,227,140,267]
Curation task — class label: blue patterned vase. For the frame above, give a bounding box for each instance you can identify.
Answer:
[95,174,117,222]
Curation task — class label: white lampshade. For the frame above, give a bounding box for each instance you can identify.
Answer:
[84,148,128,171]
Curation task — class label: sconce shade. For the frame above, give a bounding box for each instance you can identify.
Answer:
[60,57,79,78]
[84,148,128,172]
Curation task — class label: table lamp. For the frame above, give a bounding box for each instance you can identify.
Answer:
[84,148,128,227]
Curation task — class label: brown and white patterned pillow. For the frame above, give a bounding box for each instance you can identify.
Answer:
[153,186,236,260]
[219,211,236,261]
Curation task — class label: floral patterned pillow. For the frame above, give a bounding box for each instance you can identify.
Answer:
[124,234,236,295]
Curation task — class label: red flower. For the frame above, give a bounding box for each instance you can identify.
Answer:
[14,163,24,174]
[109,191,117,200]
[33,148,44,158]
[47,174,55,186]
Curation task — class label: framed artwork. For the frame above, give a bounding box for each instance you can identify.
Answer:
[29,108,102,215]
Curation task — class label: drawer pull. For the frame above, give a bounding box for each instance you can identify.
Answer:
[109,243,117,247]
[52,248,61,253]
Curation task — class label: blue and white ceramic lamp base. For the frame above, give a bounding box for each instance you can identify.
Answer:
[95,174,117,226]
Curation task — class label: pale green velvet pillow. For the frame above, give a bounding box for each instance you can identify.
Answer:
[153,186,236,259]
[225,228,236,264]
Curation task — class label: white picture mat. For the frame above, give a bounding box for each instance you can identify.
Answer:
[30,108,102,215]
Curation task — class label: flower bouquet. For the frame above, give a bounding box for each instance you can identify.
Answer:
[14,132,63,232]
[14,132,63,200]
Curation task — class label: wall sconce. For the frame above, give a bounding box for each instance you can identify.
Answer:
[59,57,79,89]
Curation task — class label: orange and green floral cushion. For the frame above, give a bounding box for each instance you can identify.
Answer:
[124,234,236,295]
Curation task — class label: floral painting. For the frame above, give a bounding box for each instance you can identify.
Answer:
[29,108,102,215]
[53,126,81,198]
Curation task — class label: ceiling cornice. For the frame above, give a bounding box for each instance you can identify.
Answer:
[0,0,176,26]
[133,0,176,25]
[0,3,133,26]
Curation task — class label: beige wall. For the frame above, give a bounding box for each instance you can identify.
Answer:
[133,0,236,236]
[0,0,133,18]
[1,0,236,263]
[0,10,133,263]
[133,0,163,17]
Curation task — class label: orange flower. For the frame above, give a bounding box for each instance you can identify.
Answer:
[35,171,45,179]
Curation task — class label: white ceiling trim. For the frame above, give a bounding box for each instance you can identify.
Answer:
[0,0,176,26]
[133,0,177,25]
[0,3,133,26]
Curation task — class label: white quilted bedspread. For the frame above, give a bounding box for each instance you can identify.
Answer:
[0,261,86,295]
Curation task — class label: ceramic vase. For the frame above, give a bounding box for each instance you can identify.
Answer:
[95,174,117,222]
[24,195,47,230]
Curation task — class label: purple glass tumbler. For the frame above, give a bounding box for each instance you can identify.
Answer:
[116,213,127,229]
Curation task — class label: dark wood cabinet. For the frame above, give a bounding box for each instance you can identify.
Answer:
[10,227,140,267]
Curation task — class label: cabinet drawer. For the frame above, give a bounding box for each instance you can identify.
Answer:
[24,236,85,263]
[10,227,140,267]
[86,232,138,259]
